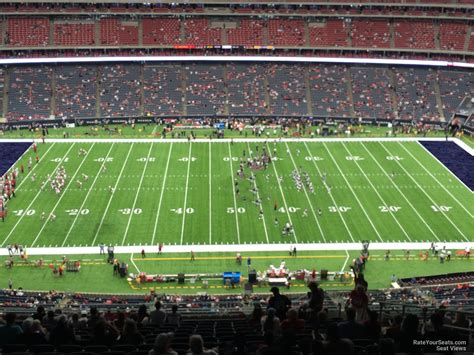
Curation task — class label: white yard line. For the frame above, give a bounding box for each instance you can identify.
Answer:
[208,143,212,244]
[1,143,75,248]
[91,143,135,246]
[151,143,173,246]
[61,143,115,247]
[341,142,412,241]
[285,142,327,243]
[341,250,350,272]
[130,252,141,273]
[227,142,241,244]
[265,142,298,244]
[361,142,440,242]
[302,142,355,243]
[322,142,384,242]
[411,142,474,213]
[179,143,193,245]
[381,142,469,241]
[31,143,95,247]
[247,142,270,244]
[122,143,154,245]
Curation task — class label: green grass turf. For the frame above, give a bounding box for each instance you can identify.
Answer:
[1,251,473,294]
[1,140,472,248]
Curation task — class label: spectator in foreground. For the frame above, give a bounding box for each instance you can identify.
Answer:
[267,286,291,320]
[323,323,354,355]
[165,305,182,327]
[349,285,369,321]
[281,307,305,334]
[149,332,177,355]
[187,334,217,355]
[49,315,76,346]
[338,307,365,340]
[149,301,166,326]
[0,313,23,346]
[261,307,281,337]
[17,318,47,346]
[118,318,144,346]
[396,313,422,354]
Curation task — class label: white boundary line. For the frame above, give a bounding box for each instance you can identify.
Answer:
[341,142,412,241]
[61,143,115,247]
[130,252,141,273]
[151,143,173,246]
[31,143,95,247]
[91,143,135,246]
[382,142,469,241]
[122,142,154,245]
[0,143,75,247]
[322,142,384,242]
[227,142,241,244]
[208,142,212,244]
[416,142,473,198]
[341,250,350,272]
[179,143,192,245]
[361,142,440,242]
[285,142,327,243]
[3,241,472,256]
[247,142,270,244]
[0,137,468,144]
[265,142,298,243]
[302,141,355,242]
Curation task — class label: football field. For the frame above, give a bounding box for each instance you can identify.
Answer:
[1,138,473,250]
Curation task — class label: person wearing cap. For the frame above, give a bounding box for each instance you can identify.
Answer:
[149,332,177,355]
[267,287,291,320]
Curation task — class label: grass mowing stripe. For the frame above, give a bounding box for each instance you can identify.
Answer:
[381,142,469,241]
[151,143,173,246]
[265,142,298,244]
[408,142,473,217]
[341,142,412,241]
[302,142,355,242]
[180,143,192,245]
[208,142,212,244]
[361,142,440,242]
[0,143,74,248]
[61,143,115,247]
[122,143,154,245]
[227,142,241,244]
[91,143,134,246]
[285,142,327,243]
[247,142,270,244]
[31,143,95,247]
[322,142,383,242]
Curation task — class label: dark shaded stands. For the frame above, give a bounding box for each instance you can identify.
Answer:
[0,284,473,354]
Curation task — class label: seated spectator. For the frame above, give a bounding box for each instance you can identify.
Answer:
[323,323,354,355]
[88,306,103,329]
[90,319,119,346]
[396,313,422,354]
[42,309,58,328]
[165,305,182,327]
[452,311,470,329]
[186,334,217,355]
[385,314,403,340]
[17,318,47,346]
[261,307,281,337]
[0,312,23,346]
[118,318,144,346]
[32,305,46,321]
[149,300,166,326]
[249,303,263,329]
[149,332,177,355]
[337,307,365,340]
[268,287,291,320]
[49,315,76,346]
[363,310,381,340]
[137,304,149,325]
[281,307,305,334]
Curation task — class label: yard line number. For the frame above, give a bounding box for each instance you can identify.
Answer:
[223,157,239,161]
[386,156,404,161]
[94,157,113,162]
[328,206,351,213]
[171,208,194,214]
[379,205,402,213]
[51,157,69,162]
[346,156,364,161]
[13,209,36,216]
[305,156,324,161]
[137,157,156,162]
[119,208,142,215]
[227,207,245,213]
[66,209,89,216]
[278,207,300,213]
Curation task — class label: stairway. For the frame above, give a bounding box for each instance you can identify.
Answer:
[96,66,101,118]
[181,65,187,116]
[304,66,313,117]
[388,68,399,119]
[139,65,145,116]
[432,70,445,122]
[464,24,472,52]
[2,68,9,120]
[345,68,356,117]
[222,64,229,116]
[434,22,440,50]
[50,66,56,117]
